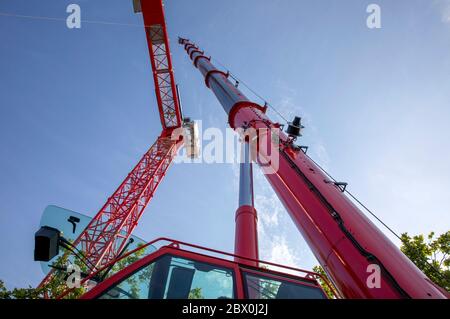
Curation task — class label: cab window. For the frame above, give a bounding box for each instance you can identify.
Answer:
[98,255,234,299]
[243,271,327,299]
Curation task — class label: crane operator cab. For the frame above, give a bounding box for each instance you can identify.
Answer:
[80,243,331,299]
[35,206,335,299]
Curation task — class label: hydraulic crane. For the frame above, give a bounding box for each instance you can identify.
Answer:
[35,0,448,299]
[176,38,448,299]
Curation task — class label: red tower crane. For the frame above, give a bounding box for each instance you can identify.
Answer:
[39,0,185,288]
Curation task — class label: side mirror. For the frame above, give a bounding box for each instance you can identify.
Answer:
[34,226,60,262]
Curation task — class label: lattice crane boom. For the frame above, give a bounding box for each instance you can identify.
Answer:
[39,0,183,289]
[140,0,183,131]
[78,136,181,269]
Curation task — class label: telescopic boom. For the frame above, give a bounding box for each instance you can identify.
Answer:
[178,37,447,299]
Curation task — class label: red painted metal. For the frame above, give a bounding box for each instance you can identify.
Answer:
[189,49,204,60]
[75,240,330,299]
[178,38,448,299]
[81,247,244,299]
[141,0,182,131]
[193,55,212,69]
[185,44,198,53]
[228,101,267,129]
[234,205,259,266]
[57,237,339,299]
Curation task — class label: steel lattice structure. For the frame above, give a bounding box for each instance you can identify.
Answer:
[39,0,183,289]
[78,136,180,269]
[147,24,181,129]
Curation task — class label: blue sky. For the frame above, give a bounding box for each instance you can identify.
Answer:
[0,0,450,289]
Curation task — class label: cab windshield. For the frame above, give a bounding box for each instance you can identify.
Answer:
[98,255,234,299]
[243,271,327,299]
[94,252,328,299]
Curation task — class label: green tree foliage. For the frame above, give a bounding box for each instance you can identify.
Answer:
[0,253,86,299]
[0,280,41,299]
[255,265,279,299]
[312,266,335,299]
[400,231,449,292]
[188,287,204,299]
[107,245,152,299]
[0,244,149,299]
